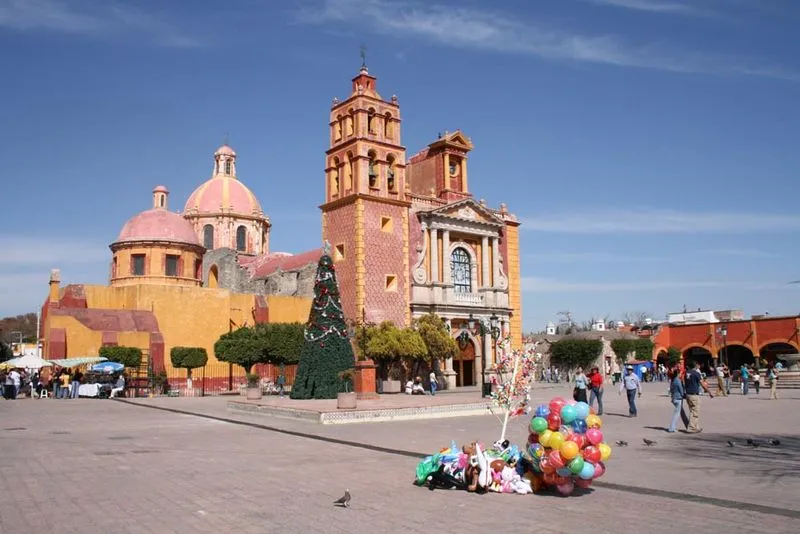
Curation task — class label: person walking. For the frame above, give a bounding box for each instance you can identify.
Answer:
[429,370,438,396]
[715,365,727,396]
[573,367,588,403]
[667,367,685,433]
[588,366,604,415]
[767,365,778,400]
[752,368,761,395]
[618,366,642,417]
[740,364,750,395]
[684,361,713,433]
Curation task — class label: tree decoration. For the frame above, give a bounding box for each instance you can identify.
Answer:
[488,337,539,442]
[290,247,355,399]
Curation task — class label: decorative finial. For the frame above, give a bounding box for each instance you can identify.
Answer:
[323,240,332,256]
[223,131,230,146]
[359,44,368,70]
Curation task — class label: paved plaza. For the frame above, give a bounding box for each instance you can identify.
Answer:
[1,381,798,533]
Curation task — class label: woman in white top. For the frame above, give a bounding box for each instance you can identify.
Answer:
[573,367,589,403]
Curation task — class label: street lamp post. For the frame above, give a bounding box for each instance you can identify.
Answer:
[467,313,501,397]
[716,325,728,366]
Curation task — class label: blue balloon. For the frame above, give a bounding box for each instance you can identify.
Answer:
[571,419,588,434]
[579,461,596,480]
[561,405,577,424]
[535,404,550,418]
[574,402,590,420]
[556,467,572,477]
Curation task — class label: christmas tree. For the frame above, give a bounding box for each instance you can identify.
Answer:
[290,243,356,399]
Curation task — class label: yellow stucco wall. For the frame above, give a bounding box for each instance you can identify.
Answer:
[111,244,202,287]
[505,224,523,350]
[45,283,311,380]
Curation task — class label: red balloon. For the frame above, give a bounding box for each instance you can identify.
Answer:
[569,434,588,449]
[555,475,571,486]
[583,445,601,464]
[528,432,539,445]
[547,413,562,431]
[575,478,593,489]
[549,397,567,415]
[548,449,565,469]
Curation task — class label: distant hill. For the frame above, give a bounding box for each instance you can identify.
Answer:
[0,312,38,343]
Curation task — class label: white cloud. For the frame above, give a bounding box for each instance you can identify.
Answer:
[0,235,109,265]
[521,276,792,293]
[0,0,199,47]
[588,0,696,14]
[521,209,800,234]
[294,0,799,82]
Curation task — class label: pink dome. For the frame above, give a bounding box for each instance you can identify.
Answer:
[215,144,236,156]
[184,175,263,216]
[115,209,201,246]
[153,185,168,193]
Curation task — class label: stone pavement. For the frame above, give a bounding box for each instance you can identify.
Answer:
[0,381,797,533]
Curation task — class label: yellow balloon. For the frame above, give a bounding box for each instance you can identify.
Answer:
[559,440,579,461]
[538,429,554,448]
[548,431,565,451]
[598,442,612,461]
[586,414,602,429]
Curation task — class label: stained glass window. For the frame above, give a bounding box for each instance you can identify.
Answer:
[450,247,471,293]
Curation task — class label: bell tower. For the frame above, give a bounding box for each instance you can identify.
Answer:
[321,59,411,326]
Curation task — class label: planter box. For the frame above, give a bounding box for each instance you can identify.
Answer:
[246,387,263,400]
[381,380,401,394]
[337,392,357,410]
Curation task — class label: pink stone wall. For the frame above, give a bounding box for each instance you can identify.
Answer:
[363,202,407,325]
[323,204,358,322]
[408,207,425,279]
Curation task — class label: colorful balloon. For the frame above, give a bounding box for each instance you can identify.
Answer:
[530,417,548,434]
[560,405,577,424]
[538,429,554,448]
[586,428,604,445]
[575,478,593,489]
[548,431,565,451]
[548,449,565,469]
[543,471,558,484]
[556,467,571,477]
[559,440,579,461]
[571,419,588,434]
[528,432,539,445]
[593,461,606,479]
[549,397,567,415]
[574,401,590,420]
[535,404,550,418]
[583,445,601,464]
[546,413,562,431]
[585,414,602,429]
[579,461,596,480]
[568,455,585,474]
[598,442,612,461]
[528,442,543,458]
[570,433,588,449]
[556,481,575,496]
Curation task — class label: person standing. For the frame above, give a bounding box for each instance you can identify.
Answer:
[588,366,604,415]
[667,367,685,432]
[573,367,588,403]
[767,365,778,400]
[752,368,761,394]
[429,370,438,396]
[740,364,750,395]
[684,361,713,433]
[715,365,727,396]
[71,369,83,399]
[618,366,642,417]
[9,368,21,399]
[59,371,71,399]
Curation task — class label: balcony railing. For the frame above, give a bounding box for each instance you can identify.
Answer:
[452,292,483,305]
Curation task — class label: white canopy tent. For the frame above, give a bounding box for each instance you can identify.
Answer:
[0,354,53,370]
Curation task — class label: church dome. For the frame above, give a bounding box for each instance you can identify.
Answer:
[115,187,201,247]
[183,144,264,216]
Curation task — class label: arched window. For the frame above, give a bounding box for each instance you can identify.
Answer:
[384,112,392,139]
[450,247,472,293]
[203,225,214,249]
[334,115,342,140]
[386,154,396,191]
[367,108,376,134]
[224,160,232,175]
[236,226,247,252]
[368,150,378,188]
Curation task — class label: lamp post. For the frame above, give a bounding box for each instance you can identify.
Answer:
[467,313,501,397]
[716,324,728,366]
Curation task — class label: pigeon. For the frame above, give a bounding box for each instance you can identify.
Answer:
[770,439,781,446]
[643,438,657,447]
[727,440,735,448]
[333,489,351,508]
[615,440,628,447]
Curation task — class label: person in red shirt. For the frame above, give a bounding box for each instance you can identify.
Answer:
[588,367,605,415]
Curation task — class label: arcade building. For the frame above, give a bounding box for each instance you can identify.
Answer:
[40,62,522,391]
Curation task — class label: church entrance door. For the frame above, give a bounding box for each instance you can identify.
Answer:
[455,341,476,387]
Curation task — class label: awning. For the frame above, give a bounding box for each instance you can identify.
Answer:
[48,356,108,368]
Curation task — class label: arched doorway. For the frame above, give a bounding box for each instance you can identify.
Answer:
[718,344,754,370]
[208,265,219,289]
[759,342,798,365]
[656,350,667,366]
[683,346,713,374]
[454,339,476,387]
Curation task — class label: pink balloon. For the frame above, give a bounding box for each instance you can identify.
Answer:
[556,481,575,496]
[593,461,606,479]
[586,428,604,446]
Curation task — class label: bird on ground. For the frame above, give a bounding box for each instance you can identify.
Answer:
[770,439,781,446]
[643,438,657,447]
[746,439,760,448]
[615,440,628,447]
[333,490,351,508]
[727,440,735,447]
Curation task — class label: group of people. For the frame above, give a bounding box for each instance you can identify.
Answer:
[0,366,126,399]
[405,372,439,395]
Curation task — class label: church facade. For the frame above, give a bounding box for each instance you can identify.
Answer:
[40,62,522,392]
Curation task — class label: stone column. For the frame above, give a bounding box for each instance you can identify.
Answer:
[429,227,439,283]
[483,331,493,370]
[481,236,490,288]
[443,318,457,389]
[442,230,451,284]
[492,237,501,288]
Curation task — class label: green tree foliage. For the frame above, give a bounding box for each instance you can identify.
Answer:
[0,312,38,342]
[610,339,655,363]
[215,327,264,374]
[170,346,208,378]
[98,346,143,368]
[290,252,355,399]
[0,341,12,363]
[666,346,682,366]
[414,313,457,363]
[362,321,428,379]
[549,339,603,370]
[255,322,305,364]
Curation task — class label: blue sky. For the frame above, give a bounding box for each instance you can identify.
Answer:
[1,0,799,331]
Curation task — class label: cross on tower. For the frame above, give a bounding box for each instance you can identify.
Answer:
[359,44,367,69]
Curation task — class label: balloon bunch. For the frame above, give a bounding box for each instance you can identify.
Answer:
[524,396,611,496]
